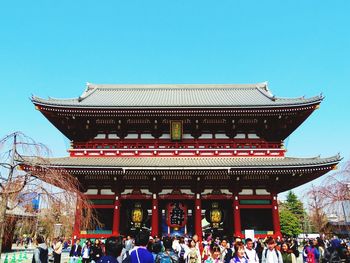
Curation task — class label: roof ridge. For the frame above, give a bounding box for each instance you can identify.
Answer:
[86,82,269,90]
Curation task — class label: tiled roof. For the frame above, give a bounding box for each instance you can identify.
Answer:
[32,82,323,108]
[24,155,341,170]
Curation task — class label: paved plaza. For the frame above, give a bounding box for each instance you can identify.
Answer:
[0,245,70,263]
[1,244,304,263]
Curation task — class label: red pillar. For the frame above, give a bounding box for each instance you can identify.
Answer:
[73,199,82,241]
[151,194,159,237]
[271,194,282,238]
[233,195,241,237]
[194,194,202,242]
[112,194,121,236]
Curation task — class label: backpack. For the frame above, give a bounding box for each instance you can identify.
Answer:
[264,248,280,260]
[188,249,198,263]
[293,248,300,258]
[306,248,316,263]
[158,251,173,263]
[122,251,131,263]
[33,247,48,263]
[329,249,341,263]
[178,245,186,263]
[224,248,234,263]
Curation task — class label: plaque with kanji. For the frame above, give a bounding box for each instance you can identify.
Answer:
[170,121,182,141]
[166,202,187,229]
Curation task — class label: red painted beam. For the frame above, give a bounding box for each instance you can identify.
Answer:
[85,195,115,199]
[151,196,159,237]
[202,194,233,200]
[91,205,114,209]
[239,195,272,200]
[120,194,152,200]
[112,195,121,236]
[158,194,195,200]
[194,196,202,242]
[233,196,241,237]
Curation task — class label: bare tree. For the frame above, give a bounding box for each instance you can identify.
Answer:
[306,160,350,234]
[307,185,328,233]
[0,132,97,256]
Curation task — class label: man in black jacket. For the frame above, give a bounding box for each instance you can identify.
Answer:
[32,235,48,263]
[69,239,82,263]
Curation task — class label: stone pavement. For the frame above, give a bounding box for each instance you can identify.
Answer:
[0,245,70,263]
[1,244,304,263]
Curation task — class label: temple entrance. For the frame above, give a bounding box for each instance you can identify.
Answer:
[240,209,273,235]
[120,199,152,235]
[117,198,236,238]
[83,208,114,235]
[159,200,194,237]
[202,200,233,238]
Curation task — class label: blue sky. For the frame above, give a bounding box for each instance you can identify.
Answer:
[1,0,349,199]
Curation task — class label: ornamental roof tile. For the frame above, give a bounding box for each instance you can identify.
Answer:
[32,82,323,108]
[23,155,341,170]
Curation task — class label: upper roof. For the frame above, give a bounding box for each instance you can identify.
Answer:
[32,82,323,109]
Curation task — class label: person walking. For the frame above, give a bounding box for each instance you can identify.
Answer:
[244,238,259,263]
[204,244,223,263]
[155,236,179,263]
[177,237,188,263]
[32,235,49,263]
[91,239,103,263]
[324,238,343,263]
[53,238,63,263]
[185,239,201,263]
[129,231,154,263]
[69,239,82,263]
[99,236,124,263]
[303,239,320,263]
[261,237,283,263]
[221,239,234,263]
[82,240,92,263]
[281,242,296,263]
[230,241,248,263]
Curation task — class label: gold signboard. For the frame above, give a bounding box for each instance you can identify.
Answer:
[170,121,182,141]
[131,203,143,228]
[210,202,223,228]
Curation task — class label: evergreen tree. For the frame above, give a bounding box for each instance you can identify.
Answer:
[279,206,303,237]
[279,191,306,236]
[285,191,306,221]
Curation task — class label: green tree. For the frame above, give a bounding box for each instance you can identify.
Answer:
[279,206,303,236]
[285,191,306,220]
[279,191,306,236]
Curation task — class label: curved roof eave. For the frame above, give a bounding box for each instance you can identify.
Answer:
[31,96,323,110]
[21,154,342,170]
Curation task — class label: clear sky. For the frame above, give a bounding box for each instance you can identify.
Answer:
[1,0,349,200]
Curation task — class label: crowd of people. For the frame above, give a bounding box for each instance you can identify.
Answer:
[44,232,349,263]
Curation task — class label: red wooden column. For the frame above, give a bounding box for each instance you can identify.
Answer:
[73,199,82,241]
[271,194,282,238]
[151,193,159,237]
[194,193,203,242]
[112,194,121,236]
[233,195,241,237]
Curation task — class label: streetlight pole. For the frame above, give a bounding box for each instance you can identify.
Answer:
[341,202,348,224]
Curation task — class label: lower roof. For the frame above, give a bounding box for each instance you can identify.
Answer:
[23,155,341,170]
[22,155,341,193]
